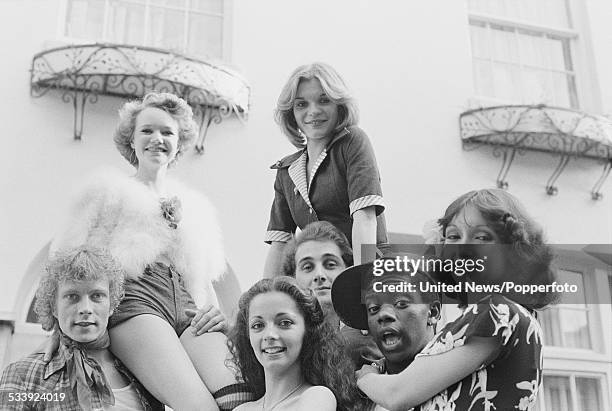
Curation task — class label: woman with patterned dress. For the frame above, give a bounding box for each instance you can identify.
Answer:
[357,189,557,411]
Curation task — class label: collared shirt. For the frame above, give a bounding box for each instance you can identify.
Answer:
[265,126,387,245]
[0,345,163,411]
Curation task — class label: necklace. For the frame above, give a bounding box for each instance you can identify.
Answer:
[262,382,304,411]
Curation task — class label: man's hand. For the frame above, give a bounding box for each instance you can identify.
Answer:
[185,305,228,335]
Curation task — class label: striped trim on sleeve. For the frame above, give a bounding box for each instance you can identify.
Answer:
[265,230,293,243]
[213,383,255,411]
[349,195,385,215]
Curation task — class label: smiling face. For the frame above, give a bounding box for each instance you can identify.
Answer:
[55,279,111,343]
[443,205,507,286]
[365,276,436,371]
[248,291,306,375]
[294,240,346,309]
[293,78,339,143]
[131,107,180,170]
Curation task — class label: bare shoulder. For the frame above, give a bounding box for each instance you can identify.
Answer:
[297,386,336,410]
[233,400,262,411]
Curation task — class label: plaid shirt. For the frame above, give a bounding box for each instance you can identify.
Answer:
[0,345,163,411]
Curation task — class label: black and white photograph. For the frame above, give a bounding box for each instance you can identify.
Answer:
[1,0,611,410]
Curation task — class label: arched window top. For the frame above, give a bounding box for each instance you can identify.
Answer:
[14,242,50,326]
[25,298,40,325]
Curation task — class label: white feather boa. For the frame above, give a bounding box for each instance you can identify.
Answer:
[50,168,226,307]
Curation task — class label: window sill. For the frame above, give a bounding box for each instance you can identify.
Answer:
[466,96,577,111]
[543,345,610,362]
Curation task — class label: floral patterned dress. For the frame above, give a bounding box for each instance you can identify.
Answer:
[415,294,543,411]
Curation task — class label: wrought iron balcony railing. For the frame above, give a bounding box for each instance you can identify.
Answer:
[30,43,250,153]
[460,105,612,200]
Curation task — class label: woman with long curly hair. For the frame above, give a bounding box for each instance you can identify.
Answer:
[280,221,383,369]
[227,277,369,411]
[357,189,557,411]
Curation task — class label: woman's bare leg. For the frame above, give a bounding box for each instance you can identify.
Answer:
[109,314,220,411]
[179,330,238,393]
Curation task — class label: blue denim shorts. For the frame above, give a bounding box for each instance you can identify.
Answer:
[108,262,197,336]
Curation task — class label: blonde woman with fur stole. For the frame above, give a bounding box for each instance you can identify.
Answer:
[48,92,252,410]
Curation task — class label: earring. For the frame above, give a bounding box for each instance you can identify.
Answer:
[129,149,136,165]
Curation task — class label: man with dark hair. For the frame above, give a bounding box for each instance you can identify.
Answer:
[332,255,441,378]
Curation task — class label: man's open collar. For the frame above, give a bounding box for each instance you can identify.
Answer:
[43,343,70,379]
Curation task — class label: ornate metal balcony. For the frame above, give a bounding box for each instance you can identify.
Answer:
[30,43,250,152]
[460,105,612,199]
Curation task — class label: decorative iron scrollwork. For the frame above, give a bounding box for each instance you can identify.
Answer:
[460,105,612,199]
[591,160,612,200]
[493,146,515,190]
[30,43,250,149]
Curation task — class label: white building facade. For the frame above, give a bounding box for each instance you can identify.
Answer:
[0,1,610,409]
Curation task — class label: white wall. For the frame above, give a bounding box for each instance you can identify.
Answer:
[1,0,611,319]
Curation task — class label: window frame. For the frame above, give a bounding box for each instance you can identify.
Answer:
[535,249,611,411]
[537,371,609,411]
[540,267,593,350]
[540,249,609,356]
[56,0,233,62]
[467,0,602,112]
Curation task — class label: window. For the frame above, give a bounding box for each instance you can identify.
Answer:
[468,0,579,108]
[64,0,227,60]
[540,269,591,349]
[536,374,605,411]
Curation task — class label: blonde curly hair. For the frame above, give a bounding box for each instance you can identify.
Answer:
[275,62,359,148]
[114,92,198,167]
[35,247,125,331]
